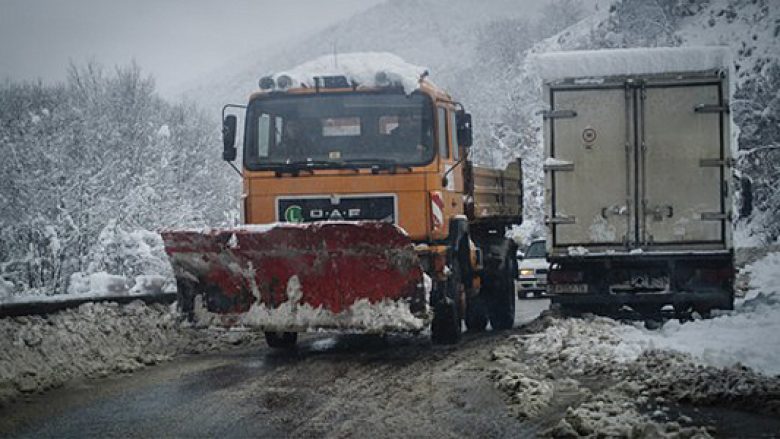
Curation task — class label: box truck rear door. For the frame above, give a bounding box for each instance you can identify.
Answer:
[547,87,633,249]
[639,84,727,246]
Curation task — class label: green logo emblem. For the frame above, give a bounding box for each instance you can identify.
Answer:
[284,205,304,223]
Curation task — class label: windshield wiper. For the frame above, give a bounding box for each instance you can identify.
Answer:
[343,158,413,174]
[272,159,359,176]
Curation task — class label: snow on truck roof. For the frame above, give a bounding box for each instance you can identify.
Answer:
[267,52,430,95]
[530,46,731,81]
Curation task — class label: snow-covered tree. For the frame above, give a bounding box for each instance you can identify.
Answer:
[538,0,587,38]
[0,62,240,297]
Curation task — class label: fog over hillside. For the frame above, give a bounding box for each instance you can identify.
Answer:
[184,0,570,158]
[187,0,544,105]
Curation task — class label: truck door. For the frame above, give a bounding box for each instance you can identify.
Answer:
[546,77,729,252]
[639,83,727,247]
[438,107,464,226]
[546,87,634,249]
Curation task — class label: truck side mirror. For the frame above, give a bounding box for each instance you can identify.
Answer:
[223,115,237,162]
[739,177,753,219]
[456,110,473,148]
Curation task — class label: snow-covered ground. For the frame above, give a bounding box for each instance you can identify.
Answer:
[500,251,780,379]
[488,251,780,436]
[0,301,262,407]
[614,251,780,376]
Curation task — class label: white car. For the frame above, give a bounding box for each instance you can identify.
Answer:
[516,239,549,298]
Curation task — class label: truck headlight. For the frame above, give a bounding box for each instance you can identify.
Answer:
[520,269,534,277]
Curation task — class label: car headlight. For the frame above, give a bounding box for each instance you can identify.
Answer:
[519,269,534,277]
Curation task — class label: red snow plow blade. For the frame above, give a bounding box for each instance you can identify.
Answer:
[161,222,428,333]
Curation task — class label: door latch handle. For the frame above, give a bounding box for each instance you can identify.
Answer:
[601,205,629,219]
[648,205,673,221]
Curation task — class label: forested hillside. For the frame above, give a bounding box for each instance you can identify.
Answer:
[496,0,780,242]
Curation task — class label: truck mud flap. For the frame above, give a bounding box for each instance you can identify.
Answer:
[161,222,429,333]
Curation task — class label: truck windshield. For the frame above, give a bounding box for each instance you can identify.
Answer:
[244,92,435,170]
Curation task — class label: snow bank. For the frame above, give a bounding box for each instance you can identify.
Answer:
[129,274,168,295]
[0,301,261,406]
[274,52,429,94]
[0,278,14,298]
[490,319,715,436]
[616,251,780,376]
[88,272,128,294]
[530,46,731,81]
[490,312,780,435]
[496,253,780,379]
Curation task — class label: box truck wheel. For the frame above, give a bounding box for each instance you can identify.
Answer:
[487,245,517,330]
[264,332,297,349]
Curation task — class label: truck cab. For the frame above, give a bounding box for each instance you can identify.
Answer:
[230,74,470,243]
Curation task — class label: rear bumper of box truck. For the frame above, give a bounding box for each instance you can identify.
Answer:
[548,251,735,313]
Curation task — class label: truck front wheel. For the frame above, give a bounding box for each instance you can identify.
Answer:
[431,262,463,344]
[175,278,197,322]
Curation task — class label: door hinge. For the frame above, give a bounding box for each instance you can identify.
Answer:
[541,109,577,120]
[545,215,576,225]
[694,102,730,114]
[700,158,735,167]
[543,160,575,172]
[701,212,731,221]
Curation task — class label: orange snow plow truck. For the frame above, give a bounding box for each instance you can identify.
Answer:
[161,54,522,347]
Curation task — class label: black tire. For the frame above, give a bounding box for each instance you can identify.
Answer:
[176,278,197,322]
[264,331,298,349]
[486,245,516,331]
[431,261,463,344]
[465,295,488,332]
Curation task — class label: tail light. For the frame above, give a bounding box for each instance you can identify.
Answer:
[700,266,734,284]
[548,269,584,284]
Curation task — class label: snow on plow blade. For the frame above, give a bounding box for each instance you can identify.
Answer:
[161,222,429,333]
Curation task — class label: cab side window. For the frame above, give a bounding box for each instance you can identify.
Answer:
[448,110,459,160]
[437,107,449,159]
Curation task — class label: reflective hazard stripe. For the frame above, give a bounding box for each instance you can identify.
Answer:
[430,191,444,231]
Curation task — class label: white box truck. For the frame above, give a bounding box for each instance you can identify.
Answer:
[535,47,735,318]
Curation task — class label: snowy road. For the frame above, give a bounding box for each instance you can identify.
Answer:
[0,300,550,438]
[2,295,779,438]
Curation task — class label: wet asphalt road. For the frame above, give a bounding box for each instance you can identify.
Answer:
[0,300,550,438]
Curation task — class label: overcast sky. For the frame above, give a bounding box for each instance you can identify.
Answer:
[0,0,385,97]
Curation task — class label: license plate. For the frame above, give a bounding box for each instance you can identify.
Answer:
[551,284,588,294]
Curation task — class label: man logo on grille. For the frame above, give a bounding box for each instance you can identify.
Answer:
[284,205,304,222]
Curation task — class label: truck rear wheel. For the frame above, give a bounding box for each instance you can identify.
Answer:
[465,295,488,332]
[264,331,297,349]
